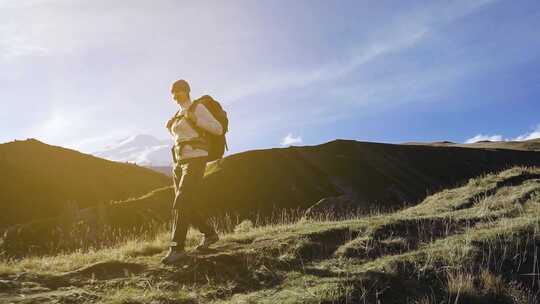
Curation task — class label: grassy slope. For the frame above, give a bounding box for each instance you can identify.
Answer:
[0,139,170,227]
[4,138,540,244]
[113,139,540,224]
[1,166,540,303]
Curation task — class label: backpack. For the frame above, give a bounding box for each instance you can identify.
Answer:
[186,95,229,161]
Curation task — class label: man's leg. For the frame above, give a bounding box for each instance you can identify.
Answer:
[170,157,216,248]
[169,161,191,251]
[188,203,219,250]
[183,205,216,237]
[169,163,186,250]
[170,208,189,250]
[161,166,190,264]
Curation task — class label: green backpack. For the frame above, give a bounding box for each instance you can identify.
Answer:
[186,95,229,161]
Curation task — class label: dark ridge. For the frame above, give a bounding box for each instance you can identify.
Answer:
[0,138,170,227]
[118,139,540,223]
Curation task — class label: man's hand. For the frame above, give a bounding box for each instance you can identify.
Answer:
[166,117,175,130]
[166,110,181,130]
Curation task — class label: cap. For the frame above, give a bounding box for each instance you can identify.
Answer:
[171,79,190,94]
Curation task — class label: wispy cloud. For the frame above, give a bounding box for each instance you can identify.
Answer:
[281,133,303,146]
[514,124,540,141]
[224,0,503,140]
[3,0,536,156]
[465,124,540,143]
[220,0,498,104]
[465,134,504,144]
[66,133,134,153]
[220,22,429,104]
[0,37,50,61]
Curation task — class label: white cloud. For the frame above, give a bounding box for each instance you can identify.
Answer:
[66,133,133,153]
[514,124,540,141]
[465,134,504,144]
[217,21,431,105]
[465,124,540,144]
[281,133,303,146]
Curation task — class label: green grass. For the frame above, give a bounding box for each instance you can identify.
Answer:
[100,286,195,304]
[2,166,540,303]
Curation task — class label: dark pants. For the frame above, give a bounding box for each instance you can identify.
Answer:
[170,156,216,250]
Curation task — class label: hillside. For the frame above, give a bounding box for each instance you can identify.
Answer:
[4,139,540,256]
[0,139,170,227]
[145,166,173,176]
[116,139,540,221]
[1,167,540,303]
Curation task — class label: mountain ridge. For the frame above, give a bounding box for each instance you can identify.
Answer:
[403,137,540,151]
[89,134,540,168]
[3,137,540,229]
[0,138,171,227]
[3,138,540,255]
[113,138,540,224]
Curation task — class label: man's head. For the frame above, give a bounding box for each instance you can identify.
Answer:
[171,79,191,107]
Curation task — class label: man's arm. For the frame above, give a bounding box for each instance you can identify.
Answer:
[166,110,181,133]
[189,103,223,135]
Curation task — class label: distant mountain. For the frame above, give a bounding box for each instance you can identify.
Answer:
[0,139,171,227]
[93,134,173,166]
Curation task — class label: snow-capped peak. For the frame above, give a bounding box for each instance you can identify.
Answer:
[93,134,173,166]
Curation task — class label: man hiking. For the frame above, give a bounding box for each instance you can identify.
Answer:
[161,79,228,265]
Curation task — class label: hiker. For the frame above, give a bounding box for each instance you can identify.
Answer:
[161,79,229,265]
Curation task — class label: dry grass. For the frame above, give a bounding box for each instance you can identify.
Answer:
[2,166,540,303]
[446,270,475,302]
[100,286,195,304]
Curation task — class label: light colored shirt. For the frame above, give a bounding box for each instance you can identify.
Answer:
[170,99,223,161]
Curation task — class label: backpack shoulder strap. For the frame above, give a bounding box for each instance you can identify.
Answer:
[166,109,182,130]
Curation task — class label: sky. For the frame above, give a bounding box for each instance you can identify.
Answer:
[1,0,540,156]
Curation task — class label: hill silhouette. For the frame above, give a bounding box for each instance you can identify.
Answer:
[0,139,170,228]
[4,138,540,255]
[113,139,540,223]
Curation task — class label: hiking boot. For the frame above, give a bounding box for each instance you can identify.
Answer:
[160,247,186,265]
[195,233,219,251]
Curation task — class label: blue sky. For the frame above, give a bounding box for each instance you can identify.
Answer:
[1,0,539,156]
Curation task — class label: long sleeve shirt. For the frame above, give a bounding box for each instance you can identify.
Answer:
[170,100,223,161]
